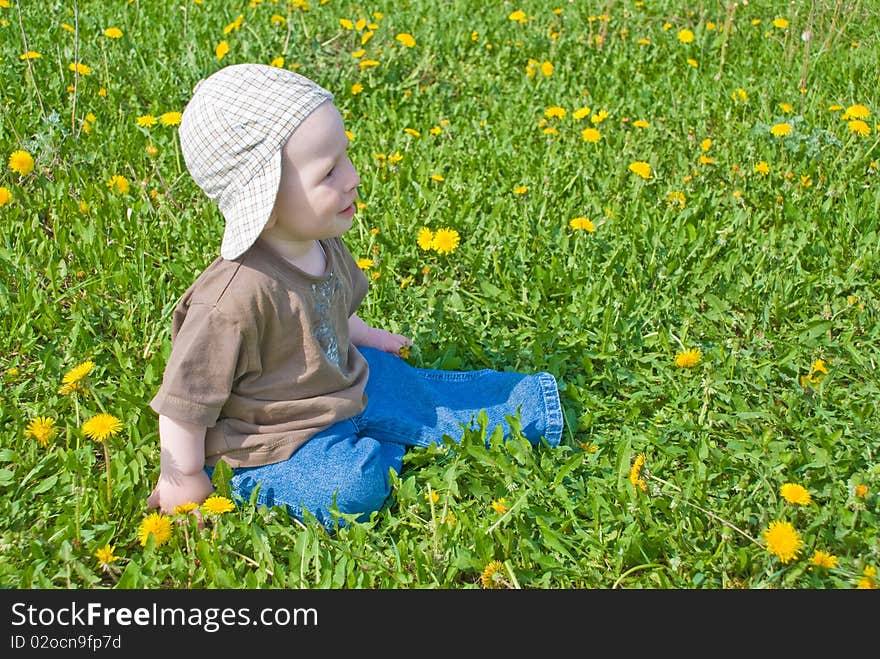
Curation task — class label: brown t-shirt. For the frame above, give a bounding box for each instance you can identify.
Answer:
[149,237,370,468]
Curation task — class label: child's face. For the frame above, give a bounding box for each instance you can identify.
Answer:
[263,101,360,245]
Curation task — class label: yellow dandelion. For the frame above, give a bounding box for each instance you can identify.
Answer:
[160,111,182,127]
[480,560,506,589]
[779,102,793,113]
[569,217,595,232]
[628,161,652,179]
[699,155,715,165]
[103,27,123,38]
[754,161,770,175]
[68,62,92,76]
[0,186,11,207]
[215,40,229,60]
[351,82,364,95]
[763,520,802,563]
[8,150,35,176]
[770,122,792,137]
[62,360,95,385]
[82,413,123,442]
[544,106,566,119]
[490,497,508,514]
[731,88,748,102]
[629,454,647,493]
[223,14,243,34]
[136,114,157,128]
[687,58,698,68]
[424,490,439,504]
[396,33,416,48]
[677,28,694,43]
[359,59,380,70]
[356,258,374,270]
[847,119,870,136]
[854,484,868,498]
[508,10,527,24]
[513,185,528,195]
[581,127,601,143]
[809,550,837,569]
[339,18,354,30]
[432,228,460,255]
[573,107,590,120]
[675,348,702,368]
[25,416,56,448]
[700,138,712,151]
[633,119,650,128]
[270,56,284,68]
[780,483,812,505]
[841,104,870,120]
[540,61,553,76]
[201,495,236,515]
[107,175,130,194]
[417,227,434,251]
[94,544,119,566]
[404,127,421,137]
[856,566,877,589]
[772,18,789,29]
[174,502,199,515]
[19,51,41,60]
[138,512,172,547]
[666,191,686,209]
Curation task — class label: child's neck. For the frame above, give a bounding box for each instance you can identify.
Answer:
[265,238,326,277]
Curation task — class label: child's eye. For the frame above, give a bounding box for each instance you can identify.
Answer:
[325,167,335,178]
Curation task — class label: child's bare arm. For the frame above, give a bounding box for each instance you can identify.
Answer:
[146,415,214,514]
[349,313,411,356]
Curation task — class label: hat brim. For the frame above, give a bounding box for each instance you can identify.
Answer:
[218,148,282,260]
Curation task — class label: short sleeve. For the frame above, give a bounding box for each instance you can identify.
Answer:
[149,303,250,426]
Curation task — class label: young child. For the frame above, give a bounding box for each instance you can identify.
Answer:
[147,63,564,529]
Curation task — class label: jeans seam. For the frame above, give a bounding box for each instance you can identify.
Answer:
[537,372,563,447]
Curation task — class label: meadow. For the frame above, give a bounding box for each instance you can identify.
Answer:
[1,0,878,589]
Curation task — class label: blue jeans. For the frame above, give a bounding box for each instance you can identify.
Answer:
[208,347,563,528]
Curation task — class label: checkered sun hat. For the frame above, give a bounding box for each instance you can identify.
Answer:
[179,63,334,260]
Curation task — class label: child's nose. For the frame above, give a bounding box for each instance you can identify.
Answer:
[346,159,360,191]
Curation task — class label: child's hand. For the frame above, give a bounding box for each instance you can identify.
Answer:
[146,470,214,516]
[368,328,412,358]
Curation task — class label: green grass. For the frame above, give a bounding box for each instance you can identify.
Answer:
[1,0,878,589]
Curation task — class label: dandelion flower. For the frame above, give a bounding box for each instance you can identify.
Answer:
[19,51,41,60]
[569,217,595,232]
[68,62,92,76]
[359,59,380,70]
[508,11,527,24]
[540,61,553,76]
[424,490,439,504]
[770,122,792,137]
[94,544,119,566]
[62,360,95,385]
[417,227,434,251]
[480,560,506,589]
[396,33,416,47]
[107,175,130,194]
[513,185,528,195]
[675,348,702,368]
[629,454,647,493]
[628,161,652,179]
[772,18,789,29]
[841,104,870,120]
[856,565,877,589]
[215,40,229,60]
[754,161,770,175]
[545,106,566,119]
[854,484,868,498]
[25,416,56,447]
[82,413,123,442]
[201,495,236,515]
[666,191,686,209]
[103,27,123,38]
[351,83,363,95]
[356,258,374,270]
[763,520,802,563]
[8,150,34,176]
[138,512,172,547]
[174,502,199,515]
[677,28,694,43]
[432,228,460,255]
[809,550,837,569]
[136,114,157,128]
[490,497,508,514]
[0,186,11,207]
[430,173,444,182]
[160,111,182,127]
[633,119,650,128]
[581,127,601,143]
[403,127,421,137]
[848,120,870,136]
[780,483,811,505]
